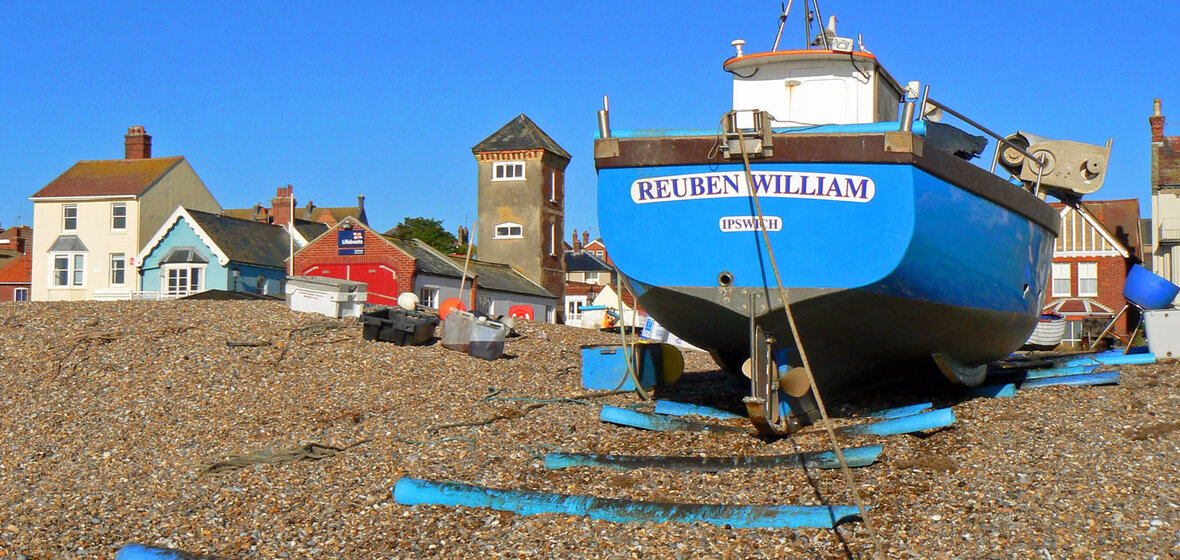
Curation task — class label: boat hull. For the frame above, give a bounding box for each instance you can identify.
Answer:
[596,131,1058,420]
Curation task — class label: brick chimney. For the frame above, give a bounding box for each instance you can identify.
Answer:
[271,185,295,226]
[1151,98,1166,144]
[583,230,590,247]
[572,229,581,251]
[124,125,152,159]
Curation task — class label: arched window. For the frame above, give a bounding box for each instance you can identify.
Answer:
[493,222,524,239]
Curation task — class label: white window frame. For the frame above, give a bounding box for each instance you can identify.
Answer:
[13,287,29,302]
[549,169,557,203]
[162,264,206,296]
[62,205,78,232]
[492,161,525,181]
[419,287,440,309]
[110,253,127,286]
[50,252,86,288]
[549,222,556,256]
[585,271,599,284]
[1051,262,1071,297]
[111,203,127,231]
[493,222,524,239]
[1078,262,1098,297]
[567,298,585,320]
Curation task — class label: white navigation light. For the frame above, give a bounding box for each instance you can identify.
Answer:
[731,39,746,57]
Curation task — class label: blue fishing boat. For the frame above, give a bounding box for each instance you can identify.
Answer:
[594,8,1112,434]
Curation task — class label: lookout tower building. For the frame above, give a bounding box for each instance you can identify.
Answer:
[472,114,570,317]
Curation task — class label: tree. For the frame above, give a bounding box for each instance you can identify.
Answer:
[386,216,463,254]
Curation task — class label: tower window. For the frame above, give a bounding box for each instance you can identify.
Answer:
[493,162,525,181]
[494,222,524,239]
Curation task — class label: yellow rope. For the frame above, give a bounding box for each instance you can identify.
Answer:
[733,118,885,559]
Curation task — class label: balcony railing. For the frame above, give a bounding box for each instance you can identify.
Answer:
[1159,218,1180,244]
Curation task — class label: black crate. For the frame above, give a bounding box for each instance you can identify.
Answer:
[361,307,439,346]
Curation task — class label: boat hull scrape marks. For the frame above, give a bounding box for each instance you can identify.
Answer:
[836,408,956,436]
[653,400,746,420]
[1020,370,1119,389]
[393,478,862,529]
[544,445,884,472]
[970,383,1018,399]
[1062,353,1155,367]
[600,405,748,433]
[1022,364,1098,379]
[117,544,227,560]
[971,370,1118,398]
[865,402,934,419]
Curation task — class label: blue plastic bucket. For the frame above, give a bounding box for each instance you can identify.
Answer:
[1124,264,1179,309]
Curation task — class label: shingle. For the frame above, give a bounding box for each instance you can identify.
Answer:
[449,257,555,299]
[184,210,291,269]
[471,114,570,160]
[386,237,466,278]
[32,157,185,198]
[564,251,613,272]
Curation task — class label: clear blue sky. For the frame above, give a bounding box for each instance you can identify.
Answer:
[2,1,1178,239]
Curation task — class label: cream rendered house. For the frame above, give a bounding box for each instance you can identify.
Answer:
[29,127,221,300]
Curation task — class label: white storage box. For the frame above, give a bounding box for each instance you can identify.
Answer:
[285,275,368,318]
[1143,307,1180,358]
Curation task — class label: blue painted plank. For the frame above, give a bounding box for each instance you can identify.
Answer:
[600,406,745,433]
[1061,353,1155,367]
[653,400,745,420]
[837,408,956,436]
[393,478,862,529]
[970,383,1018,398]
[117,544,224,560]
[865,402,933,419]
[544,445,884,472]
[1020,370,1119,389]
[1023,364,1098,379]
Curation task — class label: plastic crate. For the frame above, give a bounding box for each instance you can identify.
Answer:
[361,307,439,346]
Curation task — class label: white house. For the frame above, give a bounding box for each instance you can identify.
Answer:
[29,127,221,300]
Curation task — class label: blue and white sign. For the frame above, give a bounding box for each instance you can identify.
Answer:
[338,229,365,255]
[338,229,365,247]
[630,171,875,204]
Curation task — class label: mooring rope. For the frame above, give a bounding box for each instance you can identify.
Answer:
[733,119,885,559]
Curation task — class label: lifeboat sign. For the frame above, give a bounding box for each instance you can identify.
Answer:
[338,229,365,255]
[630,171,875,204]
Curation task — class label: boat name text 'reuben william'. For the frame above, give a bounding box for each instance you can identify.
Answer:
[630,171,875,204]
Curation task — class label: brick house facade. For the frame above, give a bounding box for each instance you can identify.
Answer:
[1045,200,1141,343]
[291,219,417,307]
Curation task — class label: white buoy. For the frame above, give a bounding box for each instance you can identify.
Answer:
[397,292,420,311]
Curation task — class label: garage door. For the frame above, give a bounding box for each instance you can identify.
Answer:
[303,264,398,306]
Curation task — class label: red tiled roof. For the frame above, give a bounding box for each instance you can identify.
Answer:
[0,252,31,283]
[1045,297,1115,316]
[31,156,185,198]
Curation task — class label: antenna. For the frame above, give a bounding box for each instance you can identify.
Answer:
[772,0,794,51]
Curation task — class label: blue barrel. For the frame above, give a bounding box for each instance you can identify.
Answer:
[1124,264,1179,309]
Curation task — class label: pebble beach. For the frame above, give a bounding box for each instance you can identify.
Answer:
[0,300,1177,559]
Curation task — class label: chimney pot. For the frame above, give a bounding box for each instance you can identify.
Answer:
[124,125,152,159]
[1151,98,1166,143]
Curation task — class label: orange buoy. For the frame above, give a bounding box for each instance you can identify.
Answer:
[439,297,467,320]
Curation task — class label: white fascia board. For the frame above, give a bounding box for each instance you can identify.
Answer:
[136,206,231,266]
[31,195,137,202]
